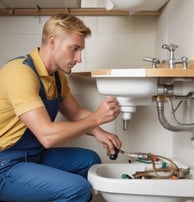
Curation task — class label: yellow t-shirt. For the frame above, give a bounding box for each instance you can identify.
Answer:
[0,48,71,150]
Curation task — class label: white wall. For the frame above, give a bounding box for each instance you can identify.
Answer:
[156,0,194,167]
[1,1,194,169]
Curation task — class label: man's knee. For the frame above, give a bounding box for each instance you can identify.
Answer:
[90,150,101,165]
[59,176,92,202]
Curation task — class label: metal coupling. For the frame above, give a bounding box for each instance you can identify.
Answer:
[157,84,173,96]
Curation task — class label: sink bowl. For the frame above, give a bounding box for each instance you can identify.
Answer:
[88,162,194,202]
[94,77,157,98]
[91,69,157,99]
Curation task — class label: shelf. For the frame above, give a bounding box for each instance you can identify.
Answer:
[0,8,160,16]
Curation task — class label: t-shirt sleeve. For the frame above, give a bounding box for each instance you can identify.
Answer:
[4,66,44,116]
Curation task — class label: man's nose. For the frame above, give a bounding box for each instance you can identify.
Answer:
[75,52,82,63]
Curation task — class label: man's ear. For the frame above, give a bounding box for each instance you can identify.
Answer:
[48,35,56,49]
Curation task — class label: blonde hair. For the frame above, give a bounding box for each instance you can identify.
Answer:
[41,14,91,44]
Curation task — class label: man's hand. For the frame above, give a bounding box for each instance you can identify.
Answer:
[94,96,120,125]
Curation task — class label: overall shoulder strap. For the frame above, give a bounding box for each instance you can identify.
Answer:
[23,54,47,100]
[23,54,62,101]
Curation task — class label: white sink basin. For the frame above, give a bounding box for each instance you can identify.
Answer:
[88,162,194,202]
[95,77,157,98]
[91,68,157,100]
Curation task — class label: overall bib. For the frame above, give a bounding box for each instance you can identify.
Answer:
[0,55,101,202]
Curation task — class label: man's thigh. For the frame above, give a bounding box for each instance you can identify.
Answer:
[0,162,90,202]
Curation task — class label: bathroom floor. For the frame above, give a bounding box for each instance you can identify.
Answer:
[92,194,105,202]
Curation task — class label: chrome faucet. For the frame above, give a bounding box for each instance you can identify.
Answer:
[162,43,189,69]
[143,57,160,69]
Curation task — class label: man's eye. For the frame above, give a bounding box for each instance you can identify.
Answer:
[71,46,79,51]
[73,47,78,51]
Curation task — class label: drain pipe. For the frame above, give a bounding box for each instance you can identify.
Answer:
[156,95,194,132]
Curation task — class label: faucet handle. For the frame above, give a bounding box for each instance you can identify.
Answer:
[143,57,160,69]
[181,56,189,69]
[162,43,178,52]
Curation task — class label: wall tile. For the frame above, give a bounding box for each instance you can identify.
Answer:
[0,16,48,34]
[98,16,135,34]
[0,34,41,66]
[157,0,194,166]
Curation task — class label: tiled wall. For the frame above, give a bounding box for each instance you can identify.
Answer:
[156,0,194,168]
[156,0,194,60]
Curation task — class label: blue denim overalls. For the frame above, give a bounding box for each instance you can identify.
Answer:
[0,55,101,202]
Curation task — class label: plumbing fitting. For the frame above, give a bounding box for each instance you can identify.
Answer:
[121,106,136,131]
[158,79,194,97]
[116,95,157,131]
[123,151,152,161]
[157,84,173,96]
[156,95,194,132]
[155,78,194,132]
[156,95,182,132]
[181,56,189,69]
[108,147,155,161]
[109,148,190,179]
[143,57,160,69]
[162,43,178,68]
[116,97,137,131]
[108,147,150,161]
[132,153,190,179]
[162,43,189,69]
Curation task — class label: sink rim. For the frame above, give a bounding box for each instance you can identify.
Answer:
[88,163,194,197]
[91,68,147,77]
[91,67,194,78]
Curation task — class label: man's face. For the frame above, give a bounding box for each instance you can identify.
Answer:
[51,33,85,74]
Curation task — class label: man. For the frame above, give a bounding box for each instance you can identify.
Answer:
[0,14,121,201]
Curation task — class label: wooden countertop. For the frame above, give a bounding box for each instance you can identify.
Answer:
[146,60,194,77]
[146,68,194,77]
[71,60,194,78]
[70,71,91,77]
[91,60,194,77]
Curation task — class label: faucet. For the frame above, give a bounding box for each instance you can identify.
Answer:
[162,43,189,69]
[143,57,160,68]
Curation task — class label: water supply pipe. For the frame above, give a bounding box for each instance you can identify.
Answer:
[156,95,194,132]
